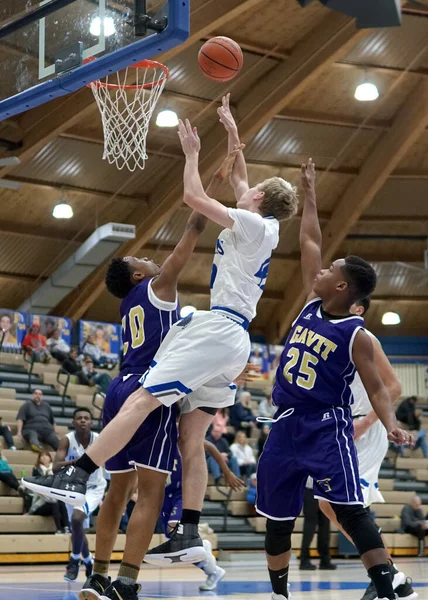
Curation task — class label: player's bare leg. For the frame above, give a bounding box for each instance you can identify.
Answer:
[100,467,167,600]
[145,409,215,565]
[80,471,137,600]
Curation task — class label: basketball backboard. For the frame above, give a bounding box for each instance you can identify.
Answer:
[0,0,189,120]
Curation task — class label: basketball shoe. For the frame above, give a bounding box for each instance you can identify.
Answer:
[79,574,111,600]
[100,580,141,600]
[272,584,291,599]
[144,523,207,565]
[22,465,88,506]
[64,557,80,582]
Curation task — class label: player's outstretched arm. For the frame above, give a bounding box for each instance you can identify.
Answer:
[53,436,73,473]
[204,440,245,491]
[353,330,413,447]
[178,118,238,229]
[152,145,240,300]
[300,158,322,301]
[354,337,402,440]
[217,93,249,201]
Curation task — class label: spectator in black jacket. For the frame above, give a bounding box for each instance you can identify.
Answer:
[400,495,428,557]
[396,396,428,458]
[77,358,112,394]
[62,348,82,376]
[206,424,240,482]
[229,391,256,437]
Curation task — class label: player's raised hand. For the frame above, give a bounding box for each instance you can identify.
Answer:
[224,469,245,492]
[387,428,415,447]
[177,119,201,156]
[217,93,237,133]
[215,143,245,179]
[301,157,316,192]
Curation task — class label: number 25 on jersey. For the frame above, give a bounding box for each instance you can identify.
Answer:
[122,305,145,356]
[283,348,318,390]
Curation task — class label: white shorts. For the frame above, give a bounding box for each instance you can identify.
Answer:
[354,419,389,507]
[67,483,105,528]
[141,310,251,413]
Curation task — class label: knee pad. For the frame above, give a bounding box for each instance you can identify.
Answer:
[333,504,384,556]
[265,518,295,556]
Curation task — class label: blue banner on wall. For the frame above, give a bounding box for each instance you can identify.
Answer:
[79,320,121,361]
[30,314,72,345]
[0,309,26,350]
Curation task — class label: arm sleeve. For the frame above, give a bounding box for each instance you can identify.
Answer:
[227,208,266,248]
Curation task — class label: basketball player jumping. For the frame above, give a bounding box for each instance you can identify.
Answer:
[256,158,414,600]
[22,96,299,581]
[319,298,418,600]
[53,407,107,583]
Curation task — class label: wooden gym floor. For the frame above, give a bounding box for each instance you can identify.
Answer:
[0,557,426,600]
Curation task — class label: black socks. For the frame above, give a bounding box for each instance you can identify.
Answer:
[269,567,289,598]
[75,453,99,475]
[181,509,201,526]
[367,564,395,600]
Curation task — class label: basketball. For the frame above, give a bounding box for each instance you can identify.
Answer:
[198,37,243,82]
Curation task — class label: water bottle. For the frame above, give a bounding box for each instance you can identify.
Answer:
[20,469,26,478]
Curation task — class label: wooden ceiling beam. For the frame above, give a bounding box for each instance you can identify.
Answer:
[0,0,263,180]
[268,79,428,343]
[55,12,369,320]
[370,296,428,304]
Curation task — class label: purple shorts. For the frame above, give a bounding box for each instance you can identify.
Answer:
[103,375,177,474]
[256,406,363,520]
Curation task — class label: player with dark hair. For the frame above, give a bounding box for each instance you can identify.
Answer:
[256,159,414,600]
[319,299,418,600]
[50,407,106,582]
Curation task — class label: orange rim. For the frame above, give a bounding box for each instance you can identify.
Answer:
[83,57,170,90]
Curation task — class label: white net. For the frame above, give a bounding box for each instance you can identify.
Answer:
[88,60,169,172]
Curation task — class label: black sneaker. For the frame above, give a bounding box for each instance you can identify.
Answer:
[22,465,88,506]
[64,557,80,582]
[319,561,337,570]
[299,560,316,571]
[144,523,207,565]
[360,581,376,600]
[79,574,111,600]
[85,558,94,578]
[395,577,418,600]
[100,580,140,600]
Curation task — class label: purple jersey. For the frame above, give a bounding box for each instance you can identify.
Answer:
[273,297,364,411]
[120,278,179,375]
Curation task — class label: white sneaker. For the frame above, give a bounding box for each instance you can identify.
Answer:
[199,566,226,591]
[272,585,291,600]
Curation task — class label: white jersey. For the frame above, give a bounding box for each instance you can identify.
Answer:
[66,431,106,490]
[210,209,279,322]
[350,329,377,416]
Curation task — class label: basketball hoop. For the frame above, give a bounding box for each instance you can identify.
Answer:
[86,58,170,172]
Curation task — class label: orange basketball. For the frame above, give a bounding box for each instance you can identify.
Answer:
[198,37,243,82]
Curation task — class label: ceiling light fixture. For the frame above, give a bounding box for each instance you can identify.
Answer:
[90,16,116,37]
[381,311,400,326]
[180,305,196,318]
[156,109,179,128]
[53,202,73,219]
[354,82,379,102]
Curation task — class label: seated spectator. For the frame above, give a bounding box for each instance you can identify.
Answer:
[206,424,240,482]
[258,424,271,456]
[230,431,257,478]
[400,495,428,557]
[0,417,16,451]
[212,408,234,444]
[16,389,60,452]
[22,324,50,363]
[62,347,82,375]
[246,473,257,506]
[77,358,112,395]
[0,313,17,347]
[257,395,276,425]
[47,329,70,363]
[28,452,69,534]
[82,335,111,368]
[396,396,428,458]
[229,391,256,437]
[0,450,26,496]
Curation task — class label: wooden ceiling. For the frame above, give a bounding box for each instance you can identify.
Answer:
[1,0,428,341]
